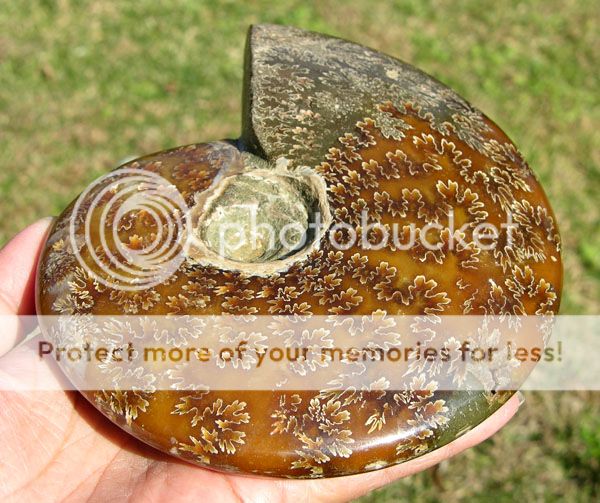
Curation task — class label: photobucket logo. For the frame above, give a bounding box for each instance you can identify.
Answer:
[214,207,517,256]
[69,169,191,291]
[351,209,517,252]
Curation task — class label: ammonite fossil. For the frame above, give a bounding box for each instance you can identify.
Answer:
[36,24,562,478]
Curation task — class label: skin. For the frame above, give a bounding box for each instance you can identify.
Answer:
[0,218,520,503]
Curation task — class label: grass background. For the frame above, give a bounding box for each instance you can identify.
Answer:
[1,0,598,500]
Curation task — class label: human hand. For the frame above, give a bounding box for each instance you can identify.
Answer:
[0,219,520,502]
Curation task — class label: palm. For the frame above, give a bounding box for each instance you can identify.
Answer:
[1,389,297,502]
[0,220,520,503]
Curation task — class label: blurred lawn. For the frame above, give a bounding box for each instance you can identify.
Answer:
[0,0,598,500]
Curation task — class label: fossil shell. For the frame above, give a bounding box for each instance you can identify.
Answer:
[36,24,562,478]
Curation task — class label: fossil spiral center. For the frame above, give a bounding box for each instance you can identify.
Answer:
[185,149,332,275]
[200,172,317,263]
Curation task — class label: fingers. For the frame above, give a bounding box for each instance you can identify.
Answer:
[0,218,53,356]
[281,393,522,502]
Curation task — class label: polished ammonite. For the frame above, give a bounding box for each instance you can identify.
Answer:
[36,24,562,478]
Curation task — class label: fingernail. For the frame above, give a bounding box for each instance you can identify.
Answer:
[34,216,56,229]
[516,391,525,407]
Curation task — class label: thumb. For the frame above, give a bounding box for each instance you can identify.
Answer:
[0,218,54,356]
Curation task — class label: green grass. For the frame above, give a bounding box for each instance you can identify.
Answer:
[1,0,598,500]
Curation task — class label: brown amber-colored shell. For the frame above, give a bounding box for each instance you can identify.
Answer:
[36,25,562,478]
